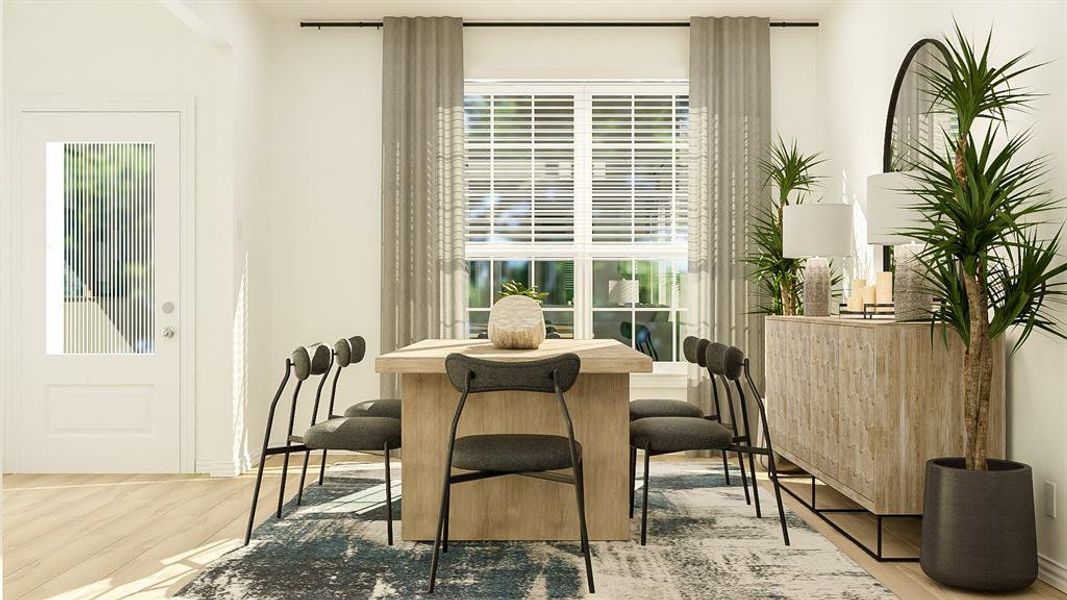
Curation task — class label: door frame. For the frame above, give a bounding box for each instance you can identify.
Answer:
[2,97,196,472]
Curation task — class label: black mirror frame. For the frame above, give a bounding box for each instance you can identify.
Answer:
[880,38,949,270]
[882,38,950,173]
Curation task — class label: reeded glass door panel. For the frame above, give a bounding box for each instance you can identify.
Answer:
[45,142,155,355]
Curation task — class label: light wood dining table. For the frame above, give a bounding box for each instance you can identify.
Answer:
[376,338,652,541]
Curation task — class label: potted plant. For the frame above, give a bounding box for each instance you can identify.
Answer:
[906,25,1067,591]
[487,281,549,349]
[746,137,824,315]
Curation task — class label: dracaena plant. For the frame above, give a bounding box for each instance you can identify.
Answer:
[745,137,824,315]
[904,25,1067,470]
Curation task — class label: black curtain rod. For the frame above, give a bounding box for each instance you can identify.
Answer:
[300,20,819,29]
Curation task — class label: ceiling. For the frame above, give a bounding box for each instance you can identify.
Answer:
[253,0,834,23]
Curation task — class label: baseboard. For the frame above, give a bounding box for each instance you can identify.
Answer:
[196,458,241,477]
[1039,553,1067,593]
[197,448,260,478]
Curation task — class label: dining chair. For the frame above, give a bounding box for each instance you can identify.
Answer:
[628,342,789,546]
[302,410,401,545]
[299,336,401,495]
[244,343,333,546]
[627,336,742,519]
[704,342,790,545]
[427,353,594,594]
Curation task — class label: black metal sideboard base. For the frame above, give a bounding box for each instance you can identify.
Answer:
[778,473,922,562]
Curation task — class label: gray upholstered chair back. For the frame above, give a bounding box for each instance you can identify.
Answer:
[444,353,581,394]
[705,342,745,381]
[291,343,333,380]
[682,336,711,367]
[333,336,367,368]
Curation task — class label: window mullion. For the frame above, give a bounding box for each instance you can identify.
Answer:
[574,86,594,339]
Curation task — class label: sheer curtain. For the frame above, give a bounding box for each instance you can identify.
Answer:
[686,16,772,421]
[380,17,467,397]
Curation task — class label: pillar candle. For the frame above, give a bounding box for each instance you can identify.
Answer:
[848,284,866,312]
[876,271,894,304]
[863,285,877,307]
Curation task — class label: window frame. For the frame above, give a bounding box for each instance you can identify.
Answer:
[465,80,689,363]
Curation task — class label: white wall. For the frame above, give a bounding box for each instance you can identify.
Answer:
[266,23,821,427]
[2,0,274,477]
[165,0,276,476]
[816,0,1067,585]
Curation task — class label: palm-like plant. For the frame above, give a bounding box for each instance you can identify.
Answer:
[746,137,824,315]
[499,280,549,304]
[905,25,1067,470]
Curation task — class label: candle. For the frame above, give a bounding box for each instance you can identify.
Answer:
[848,284,866,312]
[876,271,893,305]
[863,285,877,307]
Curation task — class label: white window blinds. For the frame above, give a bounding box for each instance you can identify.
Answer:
[465,94,575,244]
[464,84,688,253]
[591,94,688,245]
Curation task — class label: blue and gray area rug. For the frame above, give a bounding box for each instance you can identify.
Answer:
[179,462,896,599]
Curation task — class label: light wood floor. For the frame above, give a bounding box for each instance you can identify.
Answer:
[4,457,1065,599]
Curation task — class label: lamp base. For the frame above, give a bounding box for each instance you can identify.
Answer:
[894,244,928,321]
[803,257,831,317]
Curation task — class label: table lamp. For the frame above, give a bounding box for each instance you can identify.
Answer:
[867,172,928,321]
[783,203,853,317]
[608,279,639,306]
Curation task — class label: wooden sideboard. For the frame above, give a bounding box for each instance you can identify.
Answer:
[765,316,1005,515]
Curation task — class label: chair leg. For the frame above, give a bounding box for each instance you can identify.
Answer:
[442,486,450,553]
[747,449,762,518]
[640,447,651,546]
[767,453,790,546]
[574,460,595,594]
[276,449,293,518]
[428,472,452,593]
[734,449,751,505]
[721,450,731,485]
[318,450,329,485]
[244,453,269,546]
[296,449,312,506]
[629,445,637,519]
[384,445,393,546]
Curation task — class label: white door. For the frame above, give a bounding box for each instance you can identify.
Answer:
[13,110,184,473]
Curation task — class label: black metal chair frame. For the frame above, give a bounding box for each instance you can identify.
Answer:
[632,348,790,547]
[427,353,594,595]
[245,340,398,547]
[244,350,332,546]
[628,337,742,520]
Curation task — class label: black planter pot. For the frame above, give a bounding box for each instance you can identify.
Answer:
[921,457,1037,592]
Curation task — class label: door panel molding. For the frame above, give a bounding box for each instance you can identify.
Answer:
[4,97,196,472]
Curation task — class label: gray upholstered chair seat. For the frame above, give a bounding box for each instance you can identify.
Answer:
[629,399,703,420]
[344,398,402,420]
[304,416,401,451]
[452,434,581,473]
[630,417,732,454]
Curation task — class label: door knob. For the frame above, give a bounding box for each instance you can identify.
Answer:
[162,327,176,339]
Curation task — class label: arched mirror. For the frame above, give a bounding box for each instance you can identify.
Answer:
[879,38,951,270]
[883,38,951,172]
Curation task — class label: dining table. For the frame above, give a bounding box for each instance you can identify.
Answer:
[375,338,653,541]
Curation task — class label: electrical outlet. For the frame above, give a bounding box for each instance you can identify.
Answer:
[1045,481,1057,518]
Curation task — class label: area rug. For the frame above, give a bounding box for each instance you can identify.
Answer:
[178,462,896,599]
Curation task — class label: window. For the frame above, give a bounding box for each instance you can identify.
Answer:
[465,82,688,362]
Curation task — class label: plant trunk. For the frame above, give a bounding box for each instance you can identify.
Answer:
[961,268,993,471]
[955,136,969,187]
[780,279,797,316]
[777,201,796,316]
[954,131,992,471]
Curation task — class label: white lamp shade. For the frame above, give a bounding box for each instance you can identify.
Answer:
[607,279,639,305]
[867,171,923,245]
[782,203,853,258]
